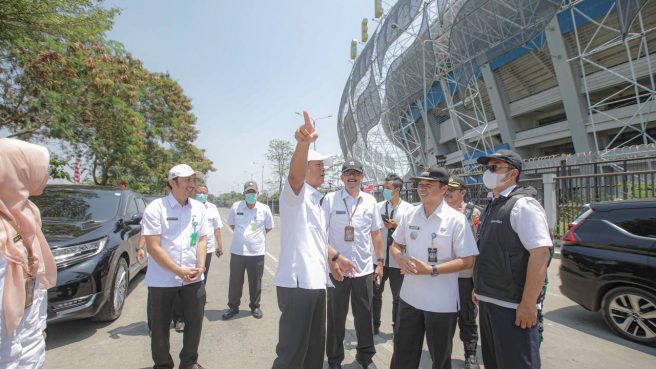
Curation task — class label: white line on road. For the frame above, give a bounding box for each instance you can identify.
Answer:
[265,251,279,263]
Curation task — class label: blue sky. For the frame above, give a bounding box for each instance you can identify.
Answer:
[104,0,378,194]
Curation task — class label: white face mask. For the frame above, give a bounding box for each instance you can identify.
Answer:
[483,170,509,190]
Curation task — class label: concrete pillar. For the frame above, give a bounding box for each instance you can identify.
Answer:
[545,16,594,153]
[542,173,558,230]
[481,64,529,157]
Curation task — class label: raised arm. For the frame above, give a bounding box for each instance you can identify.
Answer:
[288,111,318,194]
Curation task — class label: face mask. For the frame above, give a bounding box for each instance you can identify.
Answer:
[195,193,208,203]
[483,170,510,190]
[382,188,393,201]
[245,193,257,204]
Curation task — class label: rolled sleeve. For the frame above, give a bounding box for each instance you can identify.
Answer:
[141,202,162,236]
[280,178,305,207]
[392,212,407,245]
[370,203,383,232]
[511,197,552,250]
[227,205,236,226]
[265,208,274,229]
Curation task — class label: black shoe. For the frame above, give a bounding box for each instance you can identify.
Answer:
[358,361,377,369]
[373,326,380,335]
[251,307,263,319]
[464,354,480,369]
[174,321,185,332]
[222,308,238,320]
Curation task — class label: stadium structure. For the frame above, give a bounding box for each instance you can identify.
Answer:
[337,0,656,182]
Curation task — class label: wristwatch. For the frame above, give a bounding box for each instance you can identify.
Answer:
[332,252,341,262]
[377,258,384,265]
[431,265,440,277]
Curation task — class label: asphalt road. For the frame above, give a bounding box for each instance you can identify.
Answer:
[43,208,656,369]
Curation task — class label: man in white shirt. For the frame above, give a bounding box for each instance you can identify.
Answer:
[474,150,552,369]
[194,185,224,282]
[445,176,482,369]
[223,180,274,320]
[373,173,414,335]
[390,166,478,369]
[323,159,384,369]
[142,164,211,369]
[271,111,356,369]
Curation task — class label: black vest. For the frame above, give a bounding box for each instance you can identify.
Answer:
[474,186,535,304]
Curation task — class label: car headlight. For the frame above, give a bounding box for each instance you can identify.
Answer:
[52,238,108,267]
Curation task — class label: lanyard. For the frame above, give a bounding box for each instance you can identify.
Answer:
[342,190,362,226]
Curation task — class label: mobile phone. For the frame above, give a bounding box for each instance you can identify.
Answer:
[381,214,390,223]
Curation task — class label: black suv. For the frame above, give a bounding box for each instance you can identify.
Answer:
[31,185,148,323]
[559,199,656,345]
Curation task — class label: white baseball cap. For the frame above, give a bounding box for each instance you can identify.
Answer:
[168,164,202,180]
[307,149,335,166]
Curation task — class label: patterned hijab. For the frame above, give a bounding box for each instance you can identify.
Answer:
[0,138,57,336]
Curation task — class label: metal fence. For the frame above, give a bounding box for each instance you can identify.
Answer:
[554,169,656,237]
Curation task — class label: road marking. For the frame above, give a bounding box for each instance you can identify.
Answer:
[264,264,276,277]
[265,251,279,263]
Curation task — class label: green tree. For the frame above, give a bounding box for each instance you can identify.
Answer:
[266,139,293,195]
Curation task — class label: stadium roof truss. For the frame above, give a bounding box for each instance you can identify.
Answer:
[337,0,653,179]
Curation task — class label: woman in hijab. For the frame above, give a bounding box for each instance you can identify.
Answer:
[0,138,57,369]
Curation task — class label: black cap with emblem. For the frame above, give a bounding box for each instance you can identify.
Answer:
[476,149,523,172]
[410,165,449,184]
[341,159,364,173]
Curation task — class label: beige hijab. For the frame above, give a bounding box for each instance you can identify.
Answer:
[0,138,57,336]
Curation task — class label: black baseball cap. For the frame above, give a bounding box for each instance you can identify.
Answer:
[410,165,449,183]
[476,149,523,171]
[341,159,364,173]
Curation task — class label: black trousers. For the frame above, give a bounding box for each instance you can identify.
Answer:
[373,266,404,330]
[391,299,457,369]
[457,277,478,354]
[172,254,212,323]
[271,287,326,369]
[149,282,206,369]
[479,301,541,369]
[327,274,376,366]
[228,253,264,310]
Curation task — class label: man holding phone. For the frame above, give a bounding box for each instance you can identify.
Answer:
[142,164,211,369]
[373,173,414,335]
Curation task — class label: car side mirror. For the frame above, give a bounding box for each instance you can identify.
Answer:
[126,213,143,226]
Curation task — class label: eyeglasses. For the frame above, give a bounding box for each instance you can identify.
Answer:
[342,170,362,177]
[485,164,514,173]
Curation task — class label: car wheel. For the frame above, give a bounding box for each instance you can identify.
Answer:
[91,258,129,322]
[601,287,656,345]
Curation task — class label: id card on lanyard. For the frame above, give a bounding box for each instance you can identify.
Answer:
[343,192,362,242]
[190,215,199,248]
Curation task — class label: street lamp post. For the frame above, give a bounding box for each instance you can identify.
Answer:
[294,112,332,150]
[253,161,265,194]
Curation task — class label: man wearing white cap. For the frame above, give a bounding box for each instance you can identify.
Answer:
[142,164,211,369]
[271,112,357,369]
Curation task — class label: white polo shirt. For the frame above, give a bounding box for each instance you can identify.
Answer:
[323,189,383,277]
[275,179,329,290]
[227,200,274,256]
[378,199,415,269]
[475,185,553,309]
[142,193,211,287]
[393,201,478,313]
[205,201,223,254]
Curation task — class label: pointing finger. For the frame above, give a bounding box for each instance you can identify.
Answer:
[303,111,314,132]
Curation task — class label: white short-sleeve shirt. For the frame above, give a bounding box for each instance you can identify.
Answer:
[204,201,223,253]
[142,193,211,287]
[275,179,329,290]
[323,190,383,277]
[227,200,274,256]
[378,199,415,269]
[393,201,478,313]
[475,185,553,309]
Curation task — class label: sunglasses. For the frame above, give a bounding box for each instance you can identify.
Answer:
[484,164,514,173]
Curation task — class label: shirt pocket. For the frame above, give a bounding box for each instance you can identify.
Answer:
[432,231,454,262]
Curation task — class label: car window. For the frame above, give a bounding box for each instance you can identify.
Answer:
[126,197,139,218]
[136,198,146,213]
[32,189,121,222]
[602,207,656,238]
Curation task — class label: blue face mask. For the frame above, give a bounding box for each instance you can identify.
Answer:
[382,188,393,201]
[245,193,257,205]
[195,193,208,203]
